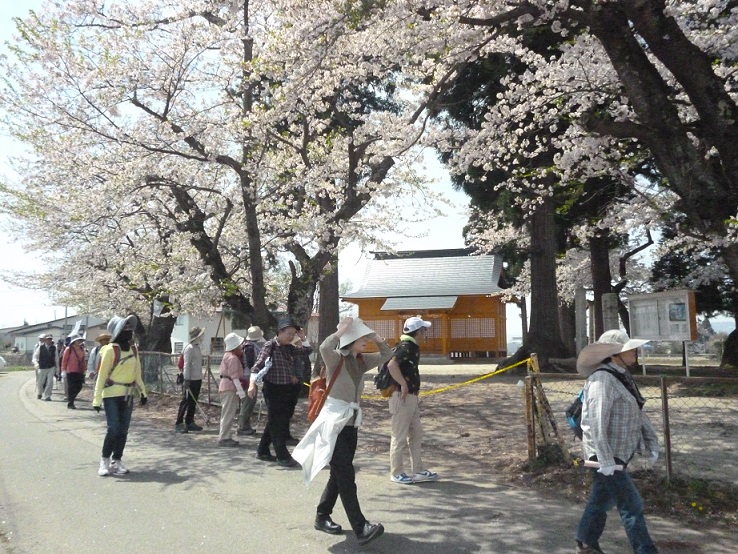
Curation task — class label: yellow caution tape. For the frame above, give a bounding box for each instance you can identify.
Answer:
[361,357,531,400]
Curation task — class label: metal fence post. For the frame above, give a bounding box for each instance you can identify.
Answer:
[660,375,672,483]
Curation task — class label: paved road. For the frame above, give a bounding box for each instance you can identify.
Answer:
[0,370,734,554]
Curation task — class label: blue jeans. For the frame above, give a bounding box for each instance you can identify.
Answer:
[102,396,134,461]
[576,470,658,553]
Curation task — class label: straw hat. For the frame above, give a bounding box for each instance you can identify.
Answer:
[576,329,649,376]
[95,332,112,343]
[338,318,376,349]
[189,326,205,341]
[224,332,244,352]
[107,315,138,342]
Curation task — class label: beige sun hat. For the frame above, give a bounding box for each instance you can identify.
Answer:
[576,329,650,376]
[338,318,376,349]
[246,326,264,342]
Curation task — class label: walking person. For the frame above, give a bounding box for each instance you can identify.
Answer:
[32,334,58,401]
[292,317,392,546]
[87,332,111,383]
[61,335,86,409]
[93,315,148,476]
[574,330,660,554]
[237,326,264,436]
[247,316,311,467]
[218,332,246,447]
[386,316,438,485]
[175,326,205,433]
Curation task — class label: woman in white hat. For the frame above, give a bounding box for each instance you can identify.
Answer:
[174,327,206,433]
[574,330,660,554]
[218,332,246,447]
[292,317,393,547]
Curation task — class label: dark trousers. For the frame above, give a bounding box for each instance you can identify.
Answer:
[287,382,302,437]
[102,396,133,461]
[176,379,202,425]
[66,372,85,406]
[257,382,293,460]
[317,425,366,534]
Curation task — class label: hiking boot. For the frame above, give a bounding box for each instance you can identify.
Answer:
[314,516,342,535]
[356,522,384,546]
[576,543,606,553]
[67,403,76,409]
[175,423,188,433]
[237,427,256,436]
[218,438,239,447]
[413,470,438,483]
[390,473,414,485]
[98,457,111,477]
[277,457,300,468]
[256,453,277,462]
[110,459,129,475]
[186,422,203,432]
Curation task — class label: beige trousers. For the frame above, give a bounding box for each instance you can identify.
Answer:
[219,390,238,441]
[389,393,423,476]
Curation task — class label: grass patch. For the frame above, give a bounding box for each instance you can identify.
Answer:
[0,366,34,373]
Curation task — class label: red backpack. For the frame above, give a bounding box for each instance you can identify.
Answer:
[177,352,184,371]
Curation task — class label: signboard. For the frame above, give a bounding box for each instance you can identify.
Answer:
[627,290,698,342]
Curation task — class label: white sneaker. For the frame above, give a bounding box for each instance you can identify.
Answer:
[390,473,415,485]
[413,470,438,483]
[98,457,111,476]
[110,459,129,475]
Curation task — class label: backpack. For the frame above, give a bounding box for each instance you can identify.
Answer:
[565,366,641,439]
[177,352,185,371]
[374,360,396,398]
[102,344,139,387]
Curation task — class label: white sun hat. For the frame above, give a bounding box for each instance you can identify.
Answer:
[224,332,244,352]
[576,329,650,376]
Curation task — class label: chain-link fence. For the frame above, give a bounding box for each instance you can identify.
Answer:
[139,351,224,405]
[533,373,738,485]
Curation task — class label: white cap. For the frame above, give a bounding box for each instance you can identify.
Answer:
[403,316,431,333]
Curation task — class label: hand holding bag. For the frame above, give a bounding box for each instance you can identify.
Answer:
[307,356,344,423]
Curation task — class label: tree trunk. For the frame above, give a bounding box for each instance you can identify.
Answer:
[312,257,340,378]
[520,194,568,367]
[590,229,613,338]
[558,301,576,357]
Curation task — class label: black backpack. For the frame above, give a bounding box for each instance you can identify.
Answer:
[374,360,396,397]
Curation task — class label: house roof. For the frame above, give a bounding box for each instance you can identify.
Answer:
[8,315,107,336]
[343,250,504,302]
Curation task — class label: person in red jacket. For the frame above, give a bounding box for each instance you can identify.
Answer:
[62,335,87,409]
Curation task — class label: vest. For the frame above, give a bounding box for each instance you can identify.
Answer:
[38,344,57,369]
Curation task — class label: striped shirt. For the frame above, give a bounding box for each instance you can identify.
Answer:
[581,362,659,468]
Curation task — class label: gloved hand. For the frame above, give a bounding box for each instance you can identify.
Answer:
[236,390,246,400]
[94,406,101,413]
[598,464,617,476]
[140,396,148,406]
[649,450,659,464]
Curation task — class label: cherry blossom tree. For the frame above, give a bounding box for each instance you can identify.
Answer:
[0,0,446,346]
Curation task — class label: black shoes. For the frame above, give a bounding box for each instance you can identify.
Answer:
[277,457,300,468]
[256,453,277,462]
[356,522,384,546]
[314,517,342,535]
